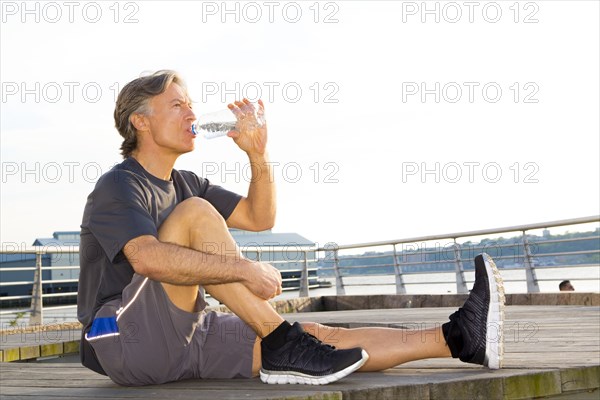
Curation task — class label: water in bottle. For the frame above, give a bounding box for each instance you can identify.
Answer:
[192,102,265,139]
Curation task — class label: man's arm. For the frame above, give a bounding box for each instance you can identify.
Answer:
[124,235,281,300]
[224,99,276,231]
[226,152,276,231]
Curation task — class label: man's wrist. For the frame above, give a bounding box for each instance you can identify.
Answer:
[247,152,275,183]
[236,258,254,283]
[247,151,269,164]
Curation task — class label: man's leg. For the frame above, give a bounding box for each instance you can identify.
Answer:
[301,324,450,371]
[305,253,505,371]
[157,198,502,379]
[157,197,368,384]
[157,197,284,337]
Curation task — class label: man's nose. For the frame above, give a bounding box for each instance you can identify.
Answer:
[186,108,196,121]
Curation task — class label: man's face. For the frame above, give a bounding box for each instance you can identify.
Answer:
[144,82,196,156]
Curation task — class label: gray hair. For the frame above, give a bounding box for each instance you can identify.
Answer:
[114,70,188,158]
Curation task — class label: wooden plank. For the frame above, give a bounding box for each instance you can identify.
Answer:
[63,340,80,354]
[0,379,118,388]
[2,348,20,362]
[0,371,107,381]
[40,343,64,357]
[0,385,342,399]
[504,371,562,399]
[561,366,600,392]
[19,345,40,360]
[0,305,598,400]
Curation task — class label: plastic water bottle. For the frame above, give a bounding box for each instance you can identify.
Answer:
[192,102,265,139]
[191,120,237,139]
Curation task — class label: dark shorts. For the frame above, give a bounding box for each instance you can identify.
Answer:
[86,274,257,386]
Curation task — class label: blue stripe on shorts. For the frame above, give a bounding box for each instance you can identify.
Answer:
[87,316,119,340]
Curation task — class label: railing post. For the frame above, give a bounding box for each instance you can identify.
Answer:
[522,231,540,292]
[29,251,43,326]
[453,239,468,294]
[392,244,406,294]
[333,249,346,295]
[299,250,309,298]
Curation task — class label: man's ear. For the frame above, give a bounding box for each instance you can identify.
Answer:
[130,113,148,132]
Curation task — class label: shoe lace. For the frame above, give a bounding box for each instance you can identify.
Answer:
[298,332,337,355]
[451,303,476,324]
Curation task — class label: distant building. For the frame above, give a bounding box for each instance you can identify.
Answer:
[230,229,316,269]
[33,231,81,283]
[0,231,80,302]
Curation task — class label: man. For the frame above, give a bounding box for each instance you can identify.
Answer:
[559,280,575,291]
[77,70,505,386]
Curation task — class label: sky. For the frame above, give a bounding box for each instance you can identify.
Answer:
[1,0,599,249]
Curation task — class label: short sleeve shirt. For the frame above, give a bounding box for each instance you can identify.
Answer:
[77,158,241,372]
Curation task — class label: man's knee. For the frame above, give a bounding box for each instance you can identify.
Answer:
[178,197,221,216]
[170,197,223,225]
[159,197,225,241]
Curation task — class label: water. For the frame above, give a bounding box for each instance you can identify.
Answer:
[192,101,265,139]
[192,121,236,139]
[279,265,600,298]
[2,266,598,327]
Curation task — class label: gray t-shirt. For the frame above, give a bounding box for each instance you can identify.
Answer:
[77,157,241,374]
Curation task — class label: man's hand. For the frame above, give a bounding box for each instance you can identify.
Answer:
[227,99,267,156]
[242,260,283,300]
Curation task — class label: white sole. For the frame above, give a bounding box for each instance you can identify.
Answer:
[481,253,505,369]
[260,349,369,385]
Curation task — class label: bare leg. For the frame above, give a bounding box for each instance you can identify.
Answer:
[157,198,451,377]
[302,322,451,371]
[157,197,284,337]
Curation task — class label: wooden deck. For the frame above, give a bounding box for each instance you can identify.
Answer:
[1,303,599,399]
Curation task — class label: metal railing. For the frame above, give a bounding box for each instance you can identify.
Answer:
[1,216,598,326]
[0,247,79,326]
[316,215,600,296]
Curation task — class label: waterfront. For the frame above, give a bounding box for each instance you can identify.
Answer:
[1,265,597,327]
[310,265,600,297]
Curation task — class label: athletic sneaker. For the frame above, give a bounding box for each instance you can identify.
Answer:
[260,322,369,385]
[442,253,505,369]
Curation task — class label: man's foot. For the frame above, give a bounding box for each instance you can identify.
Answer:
[260,322,369,385]
[442,253,505,369]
